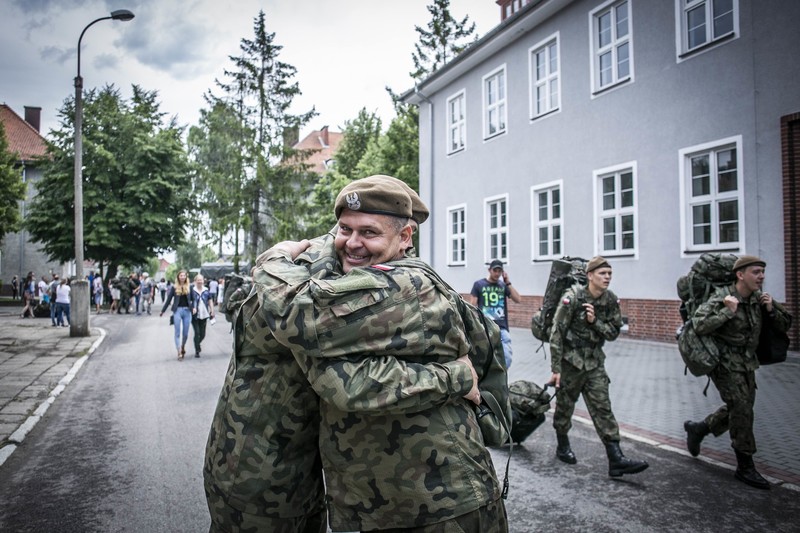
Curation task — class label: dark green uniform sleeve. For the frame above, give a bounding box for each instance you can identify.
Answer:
[590,290,623,341]
[692,291,736,335]
[549,287,578,374]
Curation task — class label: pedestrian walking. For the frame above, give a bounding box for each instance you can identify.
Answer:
[55,277,71,327]
[11,275,18,300]
[548,256,649,477]
[207,277,218,306]
[48,275,60,325]
[129,272,141,315]
[157,277,166,303]
[93,275,104,313]
[190,274,214,357]
[108,278,120,314]
[139,272,154,315]
[683,255,792,490]
[20,272,35,318]
[470,259,522,368]
[160,270,192,360]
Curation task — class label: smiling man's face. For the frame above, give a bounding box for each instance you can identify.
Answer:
[335,210,412,273]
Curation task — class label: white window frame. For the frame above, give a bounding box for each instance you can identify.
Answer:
[484,194,510,264]
[531,180,564,261]
[529,33,561,120]
[447,204,467,266]
[675,0,739,60]
[445,90,466,155]
[589,0,633,96]
[593,161,638,257]
[678,135,744,254]
[482,65,507,140]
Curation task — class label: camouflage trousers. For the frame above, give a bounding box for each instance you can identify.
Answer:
[369,497,508,533]
[553,361,620,443]
[704,366,757,455]
[207,504,326,533]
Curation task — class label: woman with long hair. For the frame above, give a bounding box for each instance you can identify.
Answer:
[55,277,71,327]
[190,274,215,357]
[160,270,192,360]
[93,275,104,313]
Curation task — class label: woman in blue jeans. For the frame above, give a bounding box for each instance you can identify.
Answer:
[160,270,192,360]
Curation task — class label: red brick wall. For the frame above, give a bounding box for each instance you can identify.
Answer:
[781,113,800,350]
[463,294,683,344]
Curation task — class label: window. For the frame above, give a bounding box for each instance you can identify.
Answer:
[447,205,467,265]
[446,91,466,154]
[594,163,637,255]
[532,182,563,260]
[591,0,632,93]
[529,34,560,119]
[483,66,507,139]
[680,137,743,251]
[679,0,736,54]
[485,195,509,262]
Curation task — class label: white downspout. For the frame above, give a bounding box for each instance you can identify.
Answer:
[414,86,435,264]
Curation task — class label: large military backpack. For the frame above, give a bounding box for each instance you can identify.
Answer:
[675,252,737,377]
[222,272,253,323]
[531,257,588,343]
[508,380,557,444]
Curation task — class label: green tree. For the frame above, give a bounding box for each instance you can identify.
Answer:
[307,109,382,234]
[25,85,192,282]
[187,97,251,271]
[217,10,316,260]
[0,121,26,243]
[410,0,477,80]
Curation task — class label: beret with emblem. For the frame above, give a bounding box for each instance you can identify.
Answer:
[334,175,429,223]
[586,255,611,273]
[733,255,766,272]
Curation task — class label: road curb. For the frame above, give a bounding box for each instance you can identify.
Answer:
[0,327,107,468]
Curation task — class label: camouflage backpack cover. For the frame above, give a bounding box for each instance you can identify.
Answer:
[531,257,588,342]
[675,252,737,376]
[221,272,253,323]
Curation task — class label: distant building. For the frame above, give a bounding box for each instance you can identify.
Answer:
[0,104,64,293]
[292,125,343,174]
[403,0,800,348]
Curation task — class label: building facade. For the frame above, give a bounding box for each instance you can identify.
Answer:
[404,0,799,348]
[0,104,64,295]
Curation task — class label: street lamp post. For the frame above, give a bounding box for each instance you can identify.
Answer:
[72,9,134,337]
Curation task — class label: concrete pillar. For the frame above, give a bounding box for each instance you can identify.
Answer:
[70,279,90,337]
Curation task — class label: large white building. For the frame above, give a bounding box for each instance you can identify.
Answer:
[403,0,799,347]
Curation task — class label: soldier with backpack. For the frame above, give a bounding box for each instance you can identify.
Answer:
[548,256,649,477]
[683,255,791,490]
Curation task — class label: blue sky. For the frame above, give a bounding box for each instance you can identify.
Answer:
[1,0,499,139]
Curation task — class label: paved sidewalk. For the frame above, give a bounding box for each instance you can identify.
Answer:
[506,327,800,488]
[0,313,104,466]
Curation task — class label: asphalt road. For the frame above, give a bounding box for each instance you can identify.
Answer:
[0,310,798,532]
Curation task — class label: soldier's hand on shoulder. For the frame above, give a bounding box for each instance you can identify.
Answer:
[723,294,738,313]
[582,303,596,323]
[759,292,774,312]
[273,239,312,261]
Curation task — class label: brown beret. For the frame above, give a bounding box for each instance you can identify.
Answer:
[334,175,429,224]
[733,255,766,272]
[586,256,611,273]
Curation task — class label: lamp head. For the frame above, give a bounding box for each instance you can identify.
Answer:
[110,9,135,21]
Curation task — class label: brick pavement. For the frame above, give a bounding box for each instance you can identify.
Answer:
[0,313,103,467]
[507,327,800,487]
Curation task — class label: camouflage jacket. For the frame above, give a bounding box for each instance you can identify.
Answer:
[202,234,339,524]
[257,240,504,532]
[549,284,622,374]
[693,284,791,371]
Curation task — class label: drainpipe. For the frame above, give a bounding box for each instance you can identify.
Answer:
[414,86,435,264]
[18,163,27,282]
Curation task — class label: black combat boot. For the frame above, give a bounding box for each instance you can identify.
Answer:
[734,450,770,490]
[556,433,577,464]
[684,420,709,457]
[605,441,649,477]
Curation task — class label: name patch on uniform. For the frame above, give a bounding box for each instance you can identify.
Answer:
[371,264,395,271]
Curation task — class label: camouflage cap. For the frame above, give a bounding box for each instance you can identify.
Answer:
[586,256,611,272]
[334,175,429,224]
[733,255,766,272]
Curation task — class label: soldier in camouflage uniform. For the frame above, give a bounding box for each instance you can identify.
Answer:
[204,175,508,532]
[684,255,791,490]
[548,256,649,477]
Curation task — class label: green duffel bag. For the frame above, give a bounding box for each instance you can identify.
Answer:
[676,320,720,377]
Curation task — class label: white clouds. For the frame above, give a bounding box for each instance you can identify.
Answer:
[1,0,499,138]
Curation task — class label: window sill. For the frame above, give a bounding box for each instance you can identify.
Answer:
[679,32,736,59]
[592,77,631,97]
[447,147,465,157]
[683,246,740,255]
[483,130,507,142]
[530,108,560,123]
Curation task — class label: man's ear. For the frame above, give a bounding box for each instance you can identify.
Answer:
[399,223,413,248]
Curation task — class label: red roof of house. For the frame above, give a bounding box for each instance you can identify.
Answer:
[0,104,48,162]
[293,126,343,174]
